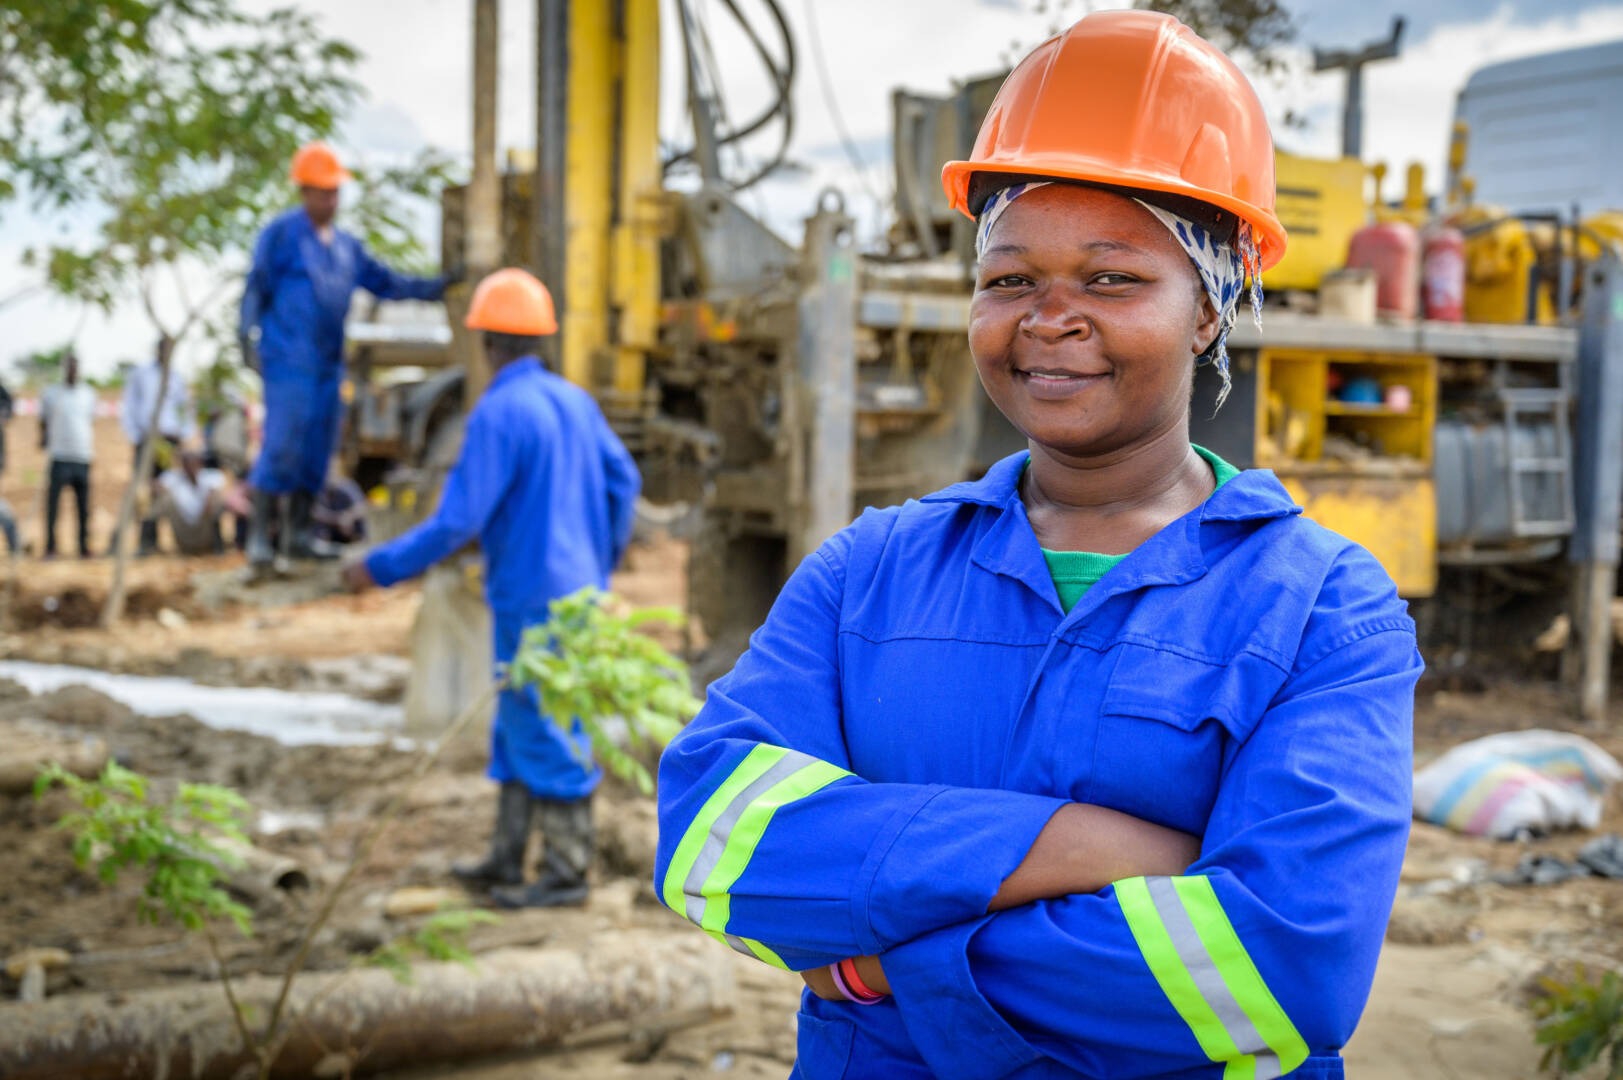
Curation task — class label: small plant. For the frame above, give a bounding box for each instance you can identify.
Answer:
[1532,965,1623,1077]
[36,761,497,1080]
[29,593,691,1078]
[365,907,500,984]
[508,587,702,793]
[34,761,253,935]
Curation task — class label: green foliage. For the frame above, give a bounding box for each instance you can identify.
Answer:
[0,1,361,330]
[507,588,702,795]
[1134,0,1296,75]
[1532,966,1623,1078]
[34,760,254,936]
[11,343,72,385]
[364,907,500,985]
[346,148,463,277]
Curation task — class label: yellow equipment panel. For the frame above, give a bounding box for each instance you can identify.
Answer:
[1264,153,1367,292]
[1256,347,1439,597]
[1279,475,1438,597]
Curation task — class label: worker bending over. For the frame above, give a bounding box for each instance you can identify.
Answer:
[346,269,641,909]
[655,12,1418,1078]
[240,141,448,577]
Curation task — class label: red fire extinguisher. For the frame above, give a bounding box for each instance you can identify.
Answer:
[1347,222,1420,320]
[1421,224,1466,322]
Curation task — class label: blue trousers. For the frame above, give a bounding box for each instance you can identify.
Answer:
[488,609,601,801]
[249,363,341,495]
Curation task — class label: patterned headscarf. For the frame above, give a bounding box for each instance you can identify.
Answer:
[974,181,1263,410]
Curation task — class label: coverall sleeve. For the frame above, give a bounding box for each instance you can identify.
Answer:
[364,407,510,587]
[354,243,446,303]
[239,224,276,340]
[654,523,1068,973]
[598,414,640,570]
[880,552,1420,1080]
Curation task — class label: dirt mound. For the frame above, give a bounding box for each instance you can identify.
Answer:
[13,582,205,631]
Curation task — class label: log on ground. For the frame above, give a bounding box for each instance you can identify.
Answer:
[0,932,734,1080]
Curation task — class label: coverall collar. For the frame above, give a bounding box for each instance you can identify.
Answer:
[488,355,544,390]
[922,450,1302,615]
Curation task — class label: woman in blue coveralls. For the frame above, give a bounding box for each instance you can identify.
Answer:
[655,12,1420,1080]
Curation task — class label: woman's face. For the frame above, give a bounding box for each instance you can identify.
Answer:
[969,184,1220,458]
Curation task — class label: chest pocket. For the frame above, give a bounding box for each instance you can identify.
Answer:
[1088,643,1270,835]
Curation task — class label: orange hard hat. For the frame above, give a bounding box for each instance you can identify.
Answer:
[289,141,351,190]
[941,10,1287,270]
[465,268,559,336]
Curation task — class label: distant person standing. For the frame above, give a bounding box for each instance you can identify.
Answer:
[120,344,196,555]
[39,351,97,558]
[0,375,16,554]
[238,141,449,577]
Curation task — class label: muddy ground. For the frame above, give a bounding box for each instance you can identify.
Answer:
[2,416,1622,1077]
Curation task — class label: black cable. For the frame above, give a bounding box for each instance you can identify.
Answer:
[800,0,882,207]
[663,0,795,186]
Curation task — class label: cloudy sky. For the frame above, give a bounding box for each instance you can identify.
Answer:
[4,0,1623,377]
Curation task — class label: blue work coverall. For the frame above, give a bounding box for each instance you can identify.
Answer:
[240,208,445,495]
[656,453,1420,1079]
[366,357,641,800]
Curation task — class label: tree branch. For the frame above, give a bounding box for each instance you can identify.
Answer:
[200,919,262,1063]
[257,679,505,1076]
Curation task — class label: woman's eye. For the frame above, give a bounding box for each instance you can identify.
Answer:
[1093,273,1137,286]
[986,274,1029,288]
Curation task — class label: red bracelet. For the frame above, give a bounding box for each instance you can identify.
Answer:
[839,957,885,1001]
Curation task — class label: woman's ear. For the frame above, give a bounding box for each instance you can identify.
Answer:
[1192,294,1221,357]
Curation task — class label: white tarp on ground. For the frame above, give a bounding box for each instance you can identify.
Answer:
[0,660,405,748]
[1414,729,1623,839]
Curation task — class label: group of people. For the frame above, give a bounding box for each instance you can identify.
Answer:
[9,347,250,561]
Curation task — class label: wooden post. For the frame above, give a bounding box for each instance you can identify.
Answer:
[1569,254,1623,729]
[464,0,500,399]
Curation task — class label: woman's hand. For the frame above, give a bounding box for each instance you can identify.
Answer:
[801,964,844,1001]
[801,956,890,1001]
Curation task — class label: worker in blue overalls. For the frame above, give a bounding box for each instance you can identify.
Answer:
[655,12,1420,1079]
[345,268,641,909]
[240,141,448,578]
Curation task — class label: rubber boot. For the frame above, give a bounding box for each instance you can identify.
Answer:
[452,782,532,887]
[288,490,341,561]
[243,490,277,582]
[491,797,592,909]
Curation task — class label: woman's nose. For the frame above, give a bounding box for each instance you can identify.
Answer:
[1019,286,1093,343]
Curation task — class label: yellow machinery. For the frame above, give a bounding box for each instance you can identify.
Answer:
[1251,343,1438,595]
[1263,152,1367,293]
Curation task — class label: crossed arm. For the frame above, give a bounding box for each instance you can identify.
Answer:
[801,801,1202,999]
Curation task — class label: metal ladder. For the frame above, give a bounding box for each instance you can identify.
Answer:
[1501,386,1575,538]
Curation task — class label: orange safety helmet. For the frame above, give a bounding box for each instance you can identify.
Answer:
[941,10,1287,270]
[289,141,351,190]
[464,268,559,336]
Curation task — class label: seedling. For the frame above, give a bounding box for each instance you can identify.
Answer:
[508,586,702,794]
[1532,965,1623,1078]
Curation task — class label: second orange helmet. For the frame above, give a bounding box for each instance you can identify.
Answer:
[465,268,559,336]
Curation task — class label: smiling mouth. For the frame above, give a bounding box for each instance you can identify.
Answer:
[1013,367,1108,399]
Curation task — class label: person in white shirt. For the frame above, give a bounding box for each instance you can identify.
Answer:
[121,346,196,555]
[39,351,97,558]
[152,446,232,555]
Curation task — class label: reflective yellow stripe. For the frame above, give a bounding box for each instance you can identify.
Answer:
[1116,876,1308,1079]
